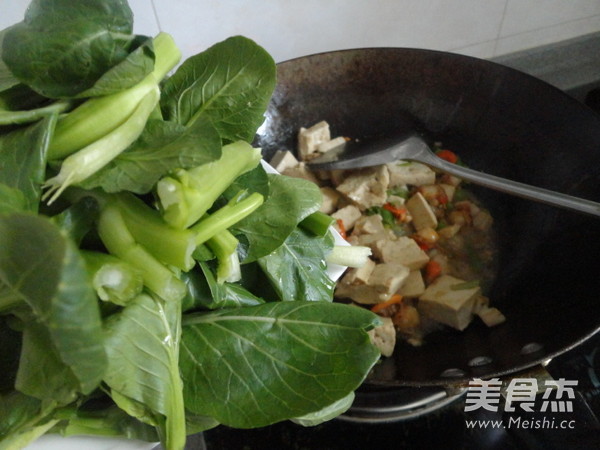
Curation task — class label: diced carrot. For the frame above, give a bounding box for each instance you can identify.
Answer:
[336,218,347,240]
[437,191,449,205]
[371,294,403,313]
[436,149,459,164]
[383,202,408,222]
[412,234,434,251]
[424,260,442,283]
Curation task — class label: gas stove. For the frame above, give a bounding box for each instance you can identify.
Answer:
[173,33,600,450]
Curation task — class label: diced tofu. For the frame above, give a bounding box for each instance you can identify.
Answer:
[386,194,407,206]
[440,173,462,187]
[473,210,494,231]
[368,317,396,357]
[331,204,362,233]
[335,263,410,304]
[329,169,347,186]
[477,307,506,327]
[317,136,347,154]
[418,275,481,331]
[336,165,390,210]
[352,214,386,236]
[398,270,426,297]
[437,223,462,239]
[342,258,376,285]
[297,121,330,160]
[405,192,438,231]
[354,231,392,249]
[319,187,341,214]
[439,183,456,202]
[270,150,299,173]
[281,162,320,184]
[374,236,430,270]
[386,161,436,187]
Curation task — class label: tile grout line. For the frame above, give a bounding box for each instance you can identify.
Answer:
[448,13,600,58]
[492,0,511,57]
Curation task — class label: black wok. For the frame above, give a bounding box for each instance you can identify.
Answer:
[254,48,600,387]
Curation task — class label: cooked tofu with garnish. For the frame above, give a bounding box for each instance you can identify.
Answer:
[373,236,430,269]
[386,161,436,186]
[418,275,481,331]
[368,317,396,357]
[336,165,390,210]
[398,270,426,297]
[319,187,341,214]
[270,150,299,173]
[336,262,410,305]
[291,120,502,353]
[331,204,362,233]
[405,192,438,231]
[477,306,506,327]
[297,121,331,160]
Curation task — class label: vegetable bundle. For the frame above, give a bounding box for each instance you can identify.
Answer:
[0,1,381,449]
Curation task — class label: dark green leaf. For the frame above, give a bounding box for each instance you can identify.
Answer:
[81,117,221,194]
[184,262,264,311]
[0,28,20,94]
[0,183,26,213]
[160,36,276,142]
[258,228,335,302]
[180,301,381,428]
[103,293,185,449]
[50,196,100,245]
[75,35,155,98]
[2,0,149,98]
[232,174,322,262]
[0,114,56,212]
[0,390,60,449]
[15,321,81,403]
[0,213,106,396]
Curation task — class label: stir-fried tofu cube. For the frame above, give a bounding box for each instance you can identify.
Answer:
[477,307,506,327]
[398,270,426,297]
[405,192,438,231]
[319,187,341,214]
[418,275,481,331]
[335,263,410,304]
[317,136,347,154]
[336,165,390,210]
[374,236,430,270]
[352,214,386,236]
[281,162,320,184]
[342,258,376,285]
[439,183,456,202]
[298,121,331,160]
[473,210,494,231]
[386,161,435,187]
[437,223,462,239]
[332,204,362,233]
[368,317,396,357]
[270,150,299,173]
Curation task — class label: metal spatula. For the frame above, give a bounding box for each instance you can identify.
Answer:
[306,132,600,217]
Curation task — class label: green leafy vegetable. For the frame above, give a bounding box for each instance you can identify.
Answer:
[81,117,222,194]
[1,0,153,98]
[160,35,276,142]
[0,114,57,212]
[103,293,185,450]
[0,213,107,395]
[232,173,323,262]
[0,2,383,447]
[180,301,381,428]
[258,228,335,302]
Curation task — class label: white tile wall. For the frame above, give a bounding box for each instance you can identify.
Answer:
[1,0,599,62]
